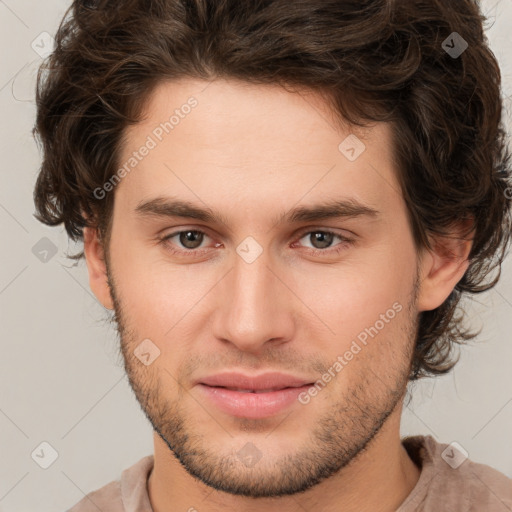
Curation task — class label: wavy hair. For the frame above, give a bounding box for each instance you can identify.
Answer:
[32,0,512,380]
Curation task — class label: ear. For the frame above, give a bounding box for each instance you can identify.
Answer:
[416,219,474,312]
[83,225,114,310]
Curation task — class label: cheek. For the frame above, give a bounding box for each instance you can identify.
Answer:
[111,242,215,337]
[291,245,415,337]
[300,263,414,391]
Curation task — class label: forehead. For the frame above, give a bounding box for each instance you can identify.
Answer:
[116,78,402,220]
[134,77,375,145]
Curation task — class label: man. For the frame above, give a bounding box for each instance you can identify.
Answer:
[33,0,512,510]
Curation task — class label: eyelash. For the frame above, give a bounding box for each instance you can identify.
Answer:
[158,228,354,257]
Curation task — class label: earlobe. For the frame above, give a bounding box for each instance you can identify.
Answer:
[83,226,114,310]
[416,222,474,312]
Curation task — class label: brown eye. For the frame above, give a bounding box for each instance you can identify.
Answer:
[297,230,351,251]
[308,231,335,249]
[160,230,210,252]
[178,230,204,249]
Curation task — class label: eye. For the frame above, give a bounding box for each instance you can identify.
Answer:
[158,228,354,257]
[294,230,353,254]
[160,230,213,252]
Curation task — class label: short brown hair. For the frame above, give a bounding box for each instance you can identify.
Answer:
[32,0,512,380]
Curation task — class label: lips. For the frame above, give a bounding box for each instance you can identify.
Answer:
[198,371,313,392]
[196,377,315,419]
[220,388,284,393]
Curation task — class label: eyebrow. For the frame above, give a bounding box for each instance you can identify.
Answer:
[134,196,380,227]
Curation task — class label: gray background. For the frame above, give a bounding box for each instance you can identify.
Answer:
[0,1,511,511]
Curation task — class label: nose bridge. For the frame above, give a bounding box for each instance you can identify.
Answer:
[233,248,273,313]
[212,242,293,351]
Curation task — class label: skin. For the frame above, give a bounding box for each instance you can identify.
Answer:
[83,78,473,512]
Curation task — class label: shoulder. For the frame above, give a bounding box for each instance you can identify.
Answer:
[66,480,122,512]
[401,435,512,511]
[65,455,154,512]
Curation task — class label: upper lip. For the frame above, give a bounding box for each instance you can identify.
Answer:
[198,372,313,391]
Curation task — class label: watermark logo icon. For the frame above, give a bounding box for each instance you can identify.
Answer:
[236,442,263,468]
[236,236,263,264]
[31,441,59,469]
[441,441,469,469]
[32,237,58,263]
[134,338,161,366]
[442,32,468,59]
[338,134,366,162]
[31,32,55,59]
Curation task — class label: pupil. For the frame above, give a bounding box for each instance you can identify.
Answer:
[313,232,332,249]
[180,231,202,249]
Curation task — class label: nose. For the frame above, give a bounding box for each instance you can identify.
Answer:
[211,246,295,354]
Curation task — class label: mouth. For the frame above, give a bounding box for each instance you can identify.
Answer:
[197,371,314,391]
[196,383,314,419]
[209,385,305,393]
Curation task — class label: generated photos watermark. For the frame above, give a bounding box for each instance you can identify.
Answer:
[93,96,198,200]
[298,301,403,404]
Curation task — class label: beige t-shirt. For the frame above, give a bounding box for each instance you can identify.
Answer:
[67,435,512,511]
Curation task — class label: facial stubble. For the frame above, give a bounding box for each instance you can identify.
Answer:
[104,250,419,498]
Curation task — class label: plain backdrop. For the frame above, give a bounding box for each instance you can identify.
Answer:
[0,1,511,511]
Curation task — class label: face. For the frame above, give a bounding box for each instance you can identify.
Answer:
[96,78,425,497]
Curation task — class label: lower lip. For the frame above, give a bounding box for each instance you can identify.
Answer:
[196,384,313,419]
